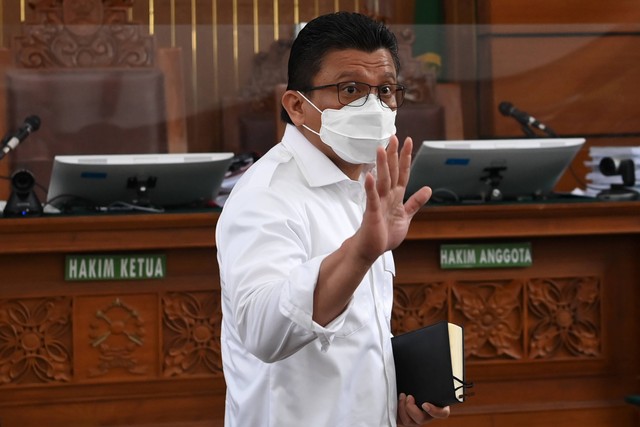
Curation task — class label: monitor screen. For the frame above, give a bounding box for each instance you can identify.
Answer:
[406,138,585,202]
[47,152,234,211]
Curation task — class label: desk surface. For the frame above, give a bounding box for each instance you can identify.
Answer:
[412,198,640,239]
[1,200,640,254]
[0,209,220,254]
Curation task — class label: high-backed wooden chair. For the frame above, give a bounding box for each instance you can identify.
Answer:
[225,26,464,159]
[0,0,187,200]
[392,27,464,151]
[221,39,291,157]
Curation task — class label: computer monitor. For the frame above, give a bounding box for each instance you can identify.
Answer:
[406,138,585,202]
[47,152,234,210]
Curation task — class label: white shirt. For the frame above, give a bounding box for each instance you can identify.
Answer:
[216,124,398,427]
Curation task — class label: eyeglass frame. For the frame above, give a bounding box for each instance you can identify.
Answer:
[300,81,406,110]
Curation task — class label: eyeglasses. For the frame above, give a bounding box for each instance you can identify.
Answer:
[303,81,406,109]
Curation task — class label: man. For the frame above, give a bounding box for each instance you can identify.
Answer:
[216,12,450,427]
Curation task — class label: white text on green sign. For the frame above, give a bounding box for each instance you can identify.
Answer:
[440,243,532,269]
[65,254,166,281]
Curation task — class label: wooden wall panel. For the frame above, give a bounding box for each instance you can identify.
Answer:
[479,34,640,137]
[481,0,640,25]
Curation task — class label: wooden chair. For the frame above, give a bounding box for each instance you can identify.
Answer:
[225,26,464,159]
[393,27,464,150]
[221,39,291,157]
[0,0,187,201]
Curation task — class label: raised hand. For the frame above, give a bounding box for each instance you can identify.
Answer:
[355,135,432,263]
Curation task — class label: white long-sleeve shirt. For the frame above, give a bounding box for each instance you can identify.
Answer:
[216,124,398,427]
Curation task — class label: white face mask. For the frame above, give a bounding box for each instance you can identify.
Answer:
[298,91,397,165]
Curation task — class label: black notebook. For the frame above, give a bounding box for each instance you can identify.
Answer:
[392,321,471,408]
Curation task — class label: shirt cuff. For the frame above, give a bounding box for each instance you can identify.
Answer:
[311,303,353,352]
[279,255,353,352]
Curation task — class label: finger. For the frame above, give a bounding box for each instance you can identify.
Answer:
[386,135,400,188]
[397,393,412,426]
[404,395,433,424]
[404,186,432,217]
[375,145,390,198]
[364,172,381,215]
[422,403,451,419]
[397,136,413,188]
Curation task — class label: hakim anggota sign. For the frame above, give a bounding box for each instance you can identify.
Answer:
[440,243,532,269]
[65,254,166,281]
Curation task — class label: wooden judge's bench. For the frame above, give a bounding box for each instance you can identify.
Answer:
[0,201,638,427]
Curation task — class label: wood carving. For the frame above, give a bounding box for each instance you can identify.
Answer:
[392,282,448,334]
[393,275,603,364]
[15,0,154,68]
[395,27,437,104]
[0,297,72,384]
[453,280,524,360]
[239,39,292,111]
[162,292,222,377]
[357,9,436,103]
[237,23,434,110]
[528,277,601,359]
[88,297,148,377]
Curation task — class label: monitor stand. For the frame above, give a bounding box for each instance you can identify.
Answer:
[127,175,158,207]
[480,166,508,201]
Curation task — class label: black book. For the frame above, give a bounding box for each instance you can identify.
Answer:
[392,321,472,408]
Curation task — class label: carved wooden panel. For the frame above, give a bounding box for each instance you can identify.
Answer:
[392,281,448,332]
[528,277,601,360]
[162,291,223,378]
[74,294,158,382]
[393,275,602,364]
[14,0,154,68]
[453,279,524,361]
[0,297,72,385]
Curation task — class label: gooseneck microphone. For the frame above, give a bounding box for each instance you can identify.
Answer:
[0,115,41,160]
[498,102,557,137]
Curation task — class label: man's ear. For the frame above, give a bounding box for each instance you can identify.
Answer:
[282,90,306,126]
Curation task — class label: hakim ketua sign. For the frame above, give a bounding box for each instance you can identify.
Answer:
[65,254,166,281]
[440,243,532,269]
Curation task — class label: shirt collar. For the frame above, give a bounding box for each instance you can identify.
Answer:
[280,124,371,188]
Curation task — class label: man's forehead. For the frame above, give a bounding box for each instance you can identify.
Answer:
[315,48,397,81]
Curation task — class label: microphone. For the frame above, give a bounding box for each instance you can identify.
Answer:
[0,115,41,160]
[498,102,557,137]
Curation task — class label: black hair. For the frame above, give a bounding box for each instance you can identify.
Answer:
[280,12,400,124]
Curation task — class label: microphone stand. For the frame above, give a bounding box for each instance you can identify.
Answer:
[520,124,536,138]
[519,122,558,138]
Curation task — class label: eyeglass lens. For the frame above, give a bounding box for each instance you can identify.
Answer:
[337,82,404,108]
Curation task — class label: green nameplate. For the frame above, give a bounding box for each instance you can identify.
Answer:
[65,254,166,281]
[440,243,532,269]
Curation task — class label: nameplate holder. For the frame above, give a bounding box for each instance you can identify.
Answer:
[440,242,532,269]
[65,254,166,281]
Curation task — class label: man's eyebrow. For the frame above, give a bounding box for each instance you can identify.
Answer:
[331,71,398,82]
